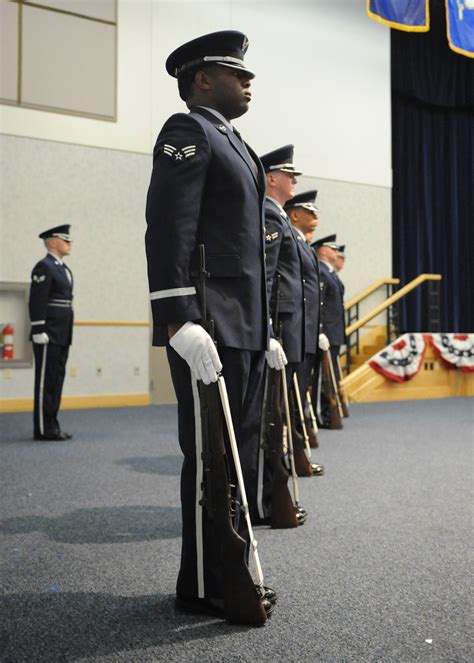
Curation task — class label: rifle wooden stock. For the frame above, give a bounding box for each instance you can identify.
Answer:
[266,368,298,529]
[305,421,319,448]
[321,350,343,430]
[336,355,350,418]
[199,381,267,625]
[289,390,314,477]
[305,389,319,448]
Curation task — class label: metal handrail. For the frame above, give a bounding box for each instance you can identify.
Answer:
[345,274,442,337]
[344,278,400,311]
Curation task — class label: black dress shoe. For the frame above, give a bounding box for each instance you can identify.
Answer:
[60,431,73,439]
[176,594,274,619]
[34,432,71,441]
[256,584,278,604]
[252,516,271,526]
[311,463,325,476]
[175,595,225,618]
[296,505,308,524]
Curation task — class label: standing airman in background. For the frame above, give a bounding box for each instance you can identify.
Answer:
[29,224,74,441]
[311,234,346,427]
[284,190,328,446]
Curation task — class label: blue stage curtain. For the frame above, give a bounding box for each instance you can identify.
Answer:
[391,0,474,332]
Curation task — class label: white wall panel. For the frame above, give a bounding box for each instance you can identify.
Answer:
[22,5,116,117]
[0,134,150,399]
[33,0,117,22]
[1,0,152,153]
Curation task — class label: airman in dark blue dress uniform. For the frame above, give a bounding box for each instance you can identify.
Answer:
[255,149,324,524]
[29,225,74,441]
[284,191,324,416]
[145,31,277,622]
[311,234,346,426]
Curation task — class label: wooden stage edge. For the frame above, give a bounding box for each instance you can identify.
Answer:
[0,393,150,413]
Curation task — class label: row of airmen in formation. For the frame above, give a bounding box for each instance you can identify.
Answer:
[27,29,349,627]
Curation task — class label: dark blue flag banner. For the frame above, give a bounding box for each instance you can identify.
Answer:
[367,0,430,31]
[446,0,474,57]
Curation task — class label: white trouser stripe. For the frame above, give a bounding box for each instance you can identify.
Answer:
[191,378,205,599]
[256,445,265,520]
[31,320,46,326]
[150,286,196,301]
[39,344,48,435]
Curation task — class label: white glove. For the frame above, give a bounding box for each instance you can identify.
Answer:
[169,321,222,385]
[32,332,49,345]
[319,333,330,351]
[265,338,288,370]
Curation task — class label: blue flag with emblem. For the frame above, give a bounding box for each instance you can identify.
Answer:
[446,0,474,57]
[367,0,430,31]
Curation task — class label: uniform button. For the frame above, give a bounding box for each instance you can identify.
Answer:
[302,279,306,283]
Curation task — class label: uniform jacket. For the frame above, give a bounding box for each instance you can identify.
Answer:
[145,107,268,351]
[318,260,346,345]
[264,198,304,363]
[294,232,321,356]
[28,254,74,346]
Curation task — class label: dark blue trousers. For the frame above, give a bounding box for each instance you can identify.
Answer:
[33,342,69,437]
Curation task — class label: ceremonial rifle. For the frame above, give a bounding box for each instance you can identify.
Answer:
[336,355,350,417]
[287,378,316,477]
[196,245,267,625]
[281,364,307,513]
[292,373,313,461]
[260,274,298,529]
[321,349,343,429]
[305,388,319,448]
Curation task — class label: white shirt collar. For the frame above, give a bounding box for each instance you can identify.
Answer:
[266,196,287,216]
[196,106,234,133]
[293,226,306,241]
[48,252,63,265]
[320,259,334,273]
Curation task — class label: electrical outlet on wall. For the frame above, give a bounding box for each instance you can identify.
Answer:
[133,366,140,376]
[96,367,102,376]
[70,367,78,377]
[3,369,12,379]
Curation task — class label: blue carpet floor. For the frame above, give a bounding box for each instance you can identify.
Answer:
[0,398,472,662]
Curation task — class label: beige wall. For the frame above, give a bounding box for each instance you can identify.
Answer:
[1,0,392,404]
[0,134,151,401]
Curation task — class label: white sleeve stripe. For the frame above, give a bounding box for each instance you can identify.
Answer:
[31,320,46,326]
[150,286,196,301]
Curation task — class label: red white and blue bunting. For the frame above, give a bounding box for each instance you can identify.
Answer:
[369,333,474,382]
[369,333,427,382]
[430,333,474,372]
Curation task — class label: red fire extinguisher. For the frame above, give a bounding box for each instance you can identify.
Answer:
[2,323,14,360]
